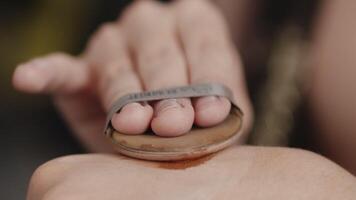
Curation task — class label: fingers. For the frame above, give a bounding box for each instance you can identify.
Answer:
[85,24,153,134]
[174,0,253,128]
[13,53,91,94]
[122,1,194,136]
[17,0,253,139]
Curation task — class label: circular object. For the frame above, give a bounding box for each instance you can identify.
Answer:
[104,83,244,161]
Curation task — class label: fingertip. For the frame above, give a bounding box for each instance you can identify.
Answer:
[12,64,48,93]
[151,99,194,137]
[151,110,194,137]
[194,96,231,127]
[111,103,153,135]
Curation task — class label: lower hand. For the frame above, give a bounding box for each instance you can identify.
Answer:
[27,146,356,199]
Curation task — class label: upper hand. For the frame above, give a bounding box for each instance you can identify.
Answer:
[12,0,253,152]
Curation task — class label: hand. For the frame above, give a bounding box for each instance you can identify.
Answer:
[27,146,356,199]
[12,0,253,152]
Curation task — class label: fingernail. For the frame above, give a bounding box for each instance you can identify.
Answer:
[155,99,184,116]
[115,102,144,114]
[111,103,142,123]
[139,101,149,106]
[111,102,152,134]
[197,96,219,107]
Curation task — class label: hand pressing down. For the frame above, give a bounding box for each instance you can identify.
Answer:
[12,0,252,152]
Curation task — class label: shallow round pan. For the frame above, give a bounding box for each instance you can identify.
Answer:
[104,83,244,161]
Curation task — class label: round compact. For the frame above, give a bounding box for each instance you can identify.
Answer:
[104,83,244,161]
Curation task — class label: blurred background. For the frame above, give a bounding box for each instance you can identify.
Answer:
[0,0,319,199]
[0,1,131,199]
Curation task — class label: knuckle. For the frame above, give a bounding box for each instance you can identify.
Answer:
[88,23,115,50]
[86,23,123,62]
[131,0,158,12]
[89,23,120,48]
[175,0,218,17]
[96,23,119,39]
[122,0,162,22]
[175,0,226,31]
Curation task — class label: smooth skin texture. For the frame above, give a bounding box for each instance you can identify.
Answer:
[27,146,356,200]
[13,0,253,150]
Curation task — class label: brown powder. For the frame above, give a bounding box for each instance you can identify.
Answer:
[158,154,215,170]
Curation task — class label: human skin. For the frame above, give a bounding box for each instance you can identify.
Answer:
[13,0,253,152]
[27,146,356,200]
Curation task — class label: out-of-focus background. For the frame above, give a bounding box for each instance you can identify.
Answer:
[0,1,131,199]
[0,0,318,199]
